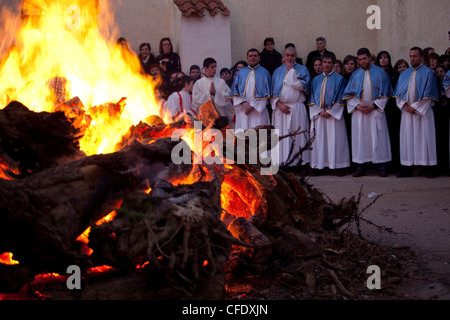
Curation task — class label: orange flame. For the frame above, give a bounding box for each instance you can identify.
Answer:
[0,156,20,180]
[87,265,116,274]
[95,210,118,226]
[76,204,120,255]
[0,252,19,265]
[0,0,161,156]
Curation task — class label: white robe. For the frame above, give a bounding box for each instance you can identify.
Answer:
[347,72,391,164]
[161,90,193,123]
[270,68,310,165]
[192,76,235,128]
[309,104,350,169]
[396,71,437,166]
[233,69,270,131]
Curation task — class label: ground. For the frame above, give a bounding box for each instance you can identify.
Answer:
[308,168,450,300]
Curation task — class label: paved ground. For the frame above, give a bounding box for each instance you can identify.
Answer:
[308,168,450,300]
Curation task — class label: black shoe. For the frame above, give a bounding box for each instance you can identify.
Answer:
[427,167,436,178]
[379,169,388,177]
[396,167,413,178]
[353,169,367,177]
[312,169,322,176]
[336,168,347,177]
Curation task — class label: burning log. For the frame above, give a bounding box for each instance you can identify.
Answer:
[12,179,238,300]
[227,218,272,264]
[0,101,413,300]
[84,180,235,300]
[114,119,188,150]
[0,101,85,178]
[0,138,187,278]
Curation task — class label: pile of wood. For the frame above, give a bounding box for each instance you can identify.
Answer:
[0,101,414,300]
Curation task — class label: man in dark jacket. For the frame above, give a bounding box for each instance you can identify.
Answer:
[260,37,283,75]
[306,37,335,75]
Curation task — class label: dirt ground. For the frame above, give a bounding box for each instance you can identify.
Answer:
[308,168,450,300]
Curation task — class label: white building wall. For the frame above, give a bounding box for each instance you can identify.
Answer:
[180,14,232,75]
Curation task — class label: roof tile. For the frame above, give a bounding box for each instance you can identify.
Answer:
[174,0,230,17]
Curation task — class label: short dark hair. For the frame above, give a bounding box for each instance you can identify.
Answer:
[174,75,194,92]
[322,52,336,64]
[357,48,371,58]
[343,55,357,65]
[428,53,440,61]
[139,42,151,51]
[410,47,424,56]
[316,37,326,43]
[264,37,275,46]
[190,64,200,72]
[285,43,296,49]
[220,68,230,75]
[247,48,260,56]
[203,58,216,68]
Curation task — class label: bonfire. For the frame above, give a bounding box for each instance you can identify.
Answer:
[0,0,414,300]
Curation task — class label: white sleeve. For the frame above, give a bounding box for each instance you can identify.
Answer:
[373,97,389,111]
[284,68,306,92]
[327,104,344,120]
[346,97,359,113]
[411,99,434,117]
[396,98,406,110]
[192,82,209,110]
[309,104,321,119]
[214,79,231,107]
[165,93,182,121]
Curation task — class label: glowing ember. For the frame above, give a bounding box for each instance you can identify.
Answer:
[87,265,116,274]
[0,0,161,155]
[0,252,19,265]
[95,210,118,225]
[76,204,120,255]
[34,273,62,280]
[0,156,20,180]
[135,261,150,269]
[144,187,152,194]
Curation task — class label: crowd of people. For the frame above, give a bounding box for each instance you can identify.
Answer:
[129,34,450,178]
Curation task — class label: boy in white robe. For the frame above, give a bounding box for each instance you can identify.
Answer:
[161,75,195,123]
[192,58,235,128]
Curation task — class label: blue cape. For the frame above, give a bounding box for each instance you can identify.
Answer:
[307,72,347,109]
[271,63,311,98]
[393,64,439,102]
[442,70,450,96]
[230,65,271,100]
[343,64,392,101]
